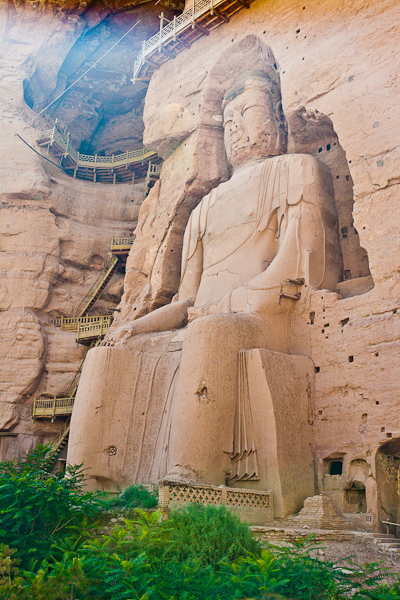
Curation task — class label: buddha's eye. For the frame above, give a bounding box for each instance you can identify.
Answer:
[241,104,257,116]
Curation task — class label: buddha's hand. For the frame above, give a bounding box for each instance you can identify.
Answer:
[204,283,294,318]
[206,286,248,316]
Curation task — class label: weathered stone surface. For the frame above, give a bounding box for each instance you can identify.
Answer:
[0,1,146,456]
[290,494,350,530]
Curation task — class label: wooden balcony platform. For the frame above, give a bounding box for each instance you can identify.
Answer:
[33,397,74,420]
[76,315,113,345]
[132,0,254,83]
[36,126,162,184]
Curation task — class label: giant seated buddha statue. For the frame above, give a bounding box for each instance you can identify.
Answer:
[67,55,343,517]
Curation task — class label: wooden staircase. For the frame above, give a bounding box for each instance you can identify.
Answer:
[73,255,119,318]
[38,235,136,463]
[50,237,135,343]
[133,0,255,83]
[43,419,71,472]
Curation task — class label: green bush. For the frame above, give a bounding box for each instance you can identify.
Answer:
[110,484,158,510]
[0,445,102,570]
[166,503,261,565]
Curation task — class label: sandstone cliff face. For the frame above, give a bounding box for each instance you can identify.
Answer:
[108,0,400,528]
[0,0,163,459]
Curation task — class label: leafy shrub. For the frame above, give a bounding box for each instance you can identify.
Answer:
[110,484,158,510]
[0,445,102,570]
[166,503,261,565]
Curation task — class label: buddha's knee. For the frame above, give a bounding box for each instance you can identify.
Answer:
[185,312,267,350]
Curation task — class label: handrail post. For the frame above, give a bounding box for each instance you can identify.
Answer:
[173,15,176,40]
[159,11,164,52]
[192,0,195,27]
[211,0,214,15]
[33,396,36,419]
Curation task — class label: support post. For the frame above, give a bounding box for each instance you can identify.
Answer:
[159,11,164,52]
[113,172,116,185]
[52,396,56,422]
[73,167,77,179]
[93,170,97,183]
[131,171,135,184]
[192,0,195,27]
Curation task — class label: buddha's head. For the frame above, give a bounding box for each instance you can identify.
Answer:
[222,68,287,168]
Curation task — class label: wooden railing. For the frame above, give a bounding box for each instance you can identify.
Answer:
[147,163,162,177]
[50,314,113,332]
[77,315,113,342]
[50,316,79,330]
[48,419,70,456]
[73,255,118,318]
[33,397,74,419]
[36,126,156,169]
[111,236,135,252]
[133,0,231,81]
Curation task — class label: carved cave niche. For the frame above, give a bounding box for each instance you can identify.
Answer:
[376,438,400,534]
[343,458,368,514]
[322,455,344,493]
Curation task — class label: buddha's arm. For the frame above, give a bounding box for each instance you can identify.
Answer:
[120,214,204,339]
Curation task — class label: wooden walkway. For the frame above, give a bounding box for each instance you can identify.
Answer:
[36,126,162,184]
[132,0,254,83]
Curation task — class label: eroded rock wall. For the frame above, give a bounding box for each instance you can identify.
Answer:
[0,0,156,459]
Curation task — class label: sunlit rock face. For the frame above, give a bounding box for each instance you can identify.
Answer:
[0,0,178,459]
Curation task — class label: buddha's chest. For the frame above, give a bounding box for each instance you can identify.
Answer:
[204,173,260,244]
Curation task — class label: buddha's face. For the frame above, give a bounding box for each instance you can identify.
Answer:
[223,81,286,168]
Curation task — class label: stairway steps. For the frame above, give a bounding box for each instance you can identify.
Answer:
[377,542,400,549]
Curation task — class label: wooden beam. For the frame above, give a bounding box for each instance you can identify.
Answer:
[213,9,230,23]
[236,0,250,7]
[160,45,174,58]
[144,57,158,68]
[193,22,210,35]
[175,36,191,49]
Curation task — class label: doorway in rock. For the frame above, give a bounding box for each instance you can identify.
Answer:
[376,438,400,535]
